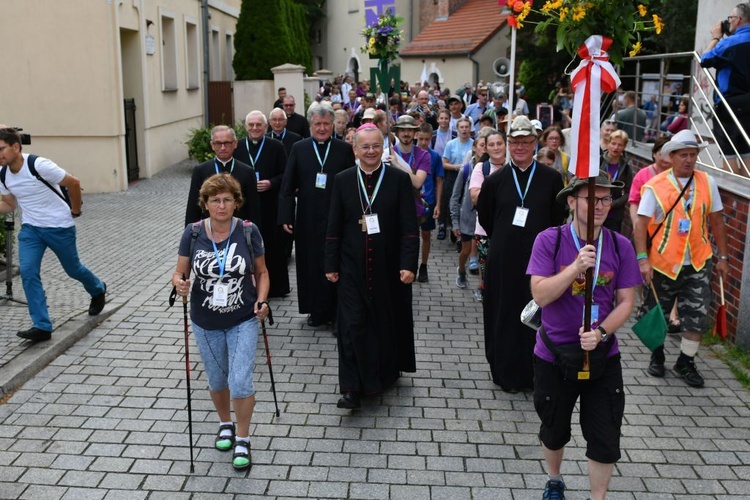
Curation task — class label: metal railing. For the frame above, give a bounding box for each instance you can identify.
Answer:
[613,51,750,179]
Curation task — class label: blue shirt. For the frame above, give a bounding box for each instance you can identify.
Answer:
[420,148,445,205]
[701,25,750,102]
[443,137,474,166]
[465,102,488,133]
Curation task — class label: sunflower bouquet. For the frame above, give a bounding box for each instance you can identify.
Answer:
[361,9,404,62]
[506,0,664,65]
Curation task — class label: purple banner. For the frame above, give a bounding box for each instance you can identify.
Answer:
[365,0,396,26]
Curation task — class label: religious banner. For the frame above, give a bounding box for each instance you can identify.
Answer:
[361,8,403,95]
[365,0,397,27]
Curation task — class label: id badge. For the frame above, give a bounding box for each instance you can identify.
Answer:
[213,283,228,307]
[365,214,380,234]
[677,219,690,234]
[315,172,327,189]
[512,206,529,227]
[256,172,260,181]
[591,304,600,326]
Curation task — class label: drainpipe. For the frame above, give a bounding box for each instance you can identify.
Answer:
[468,52,479,89]
[201,0,210,127]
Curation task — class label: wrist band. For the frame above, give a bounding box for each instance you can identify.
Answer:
[636,252,648,260]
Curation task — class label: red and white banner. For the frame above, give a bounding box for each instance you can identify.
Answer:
[570,35,620,179]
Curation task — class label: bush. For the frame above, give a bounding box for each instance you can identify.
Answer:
[186,122,249,162]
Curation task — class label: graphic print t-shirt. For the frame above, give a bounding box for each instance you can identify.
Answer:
[179,220,265,330]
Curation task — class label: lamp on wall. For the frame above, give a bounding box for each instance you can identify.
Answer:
[146,19,153,30]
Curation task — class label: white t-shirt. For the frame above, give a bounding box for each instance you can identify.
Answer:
[469,161,503,236]
[0,154,73,228]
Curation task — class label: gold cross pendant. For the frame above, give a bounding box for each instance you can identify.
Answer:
[359,217,367,232]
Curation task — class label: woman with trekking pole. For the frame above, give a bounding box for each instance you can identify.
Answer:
[173,173,270,471]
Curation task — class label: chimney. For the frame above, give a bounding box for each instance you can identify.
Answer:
[437,0,449,20]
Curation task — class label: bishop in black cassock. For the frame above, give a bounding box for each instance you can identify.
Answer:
[234,111,289,298]
[325,125,419,409]
[278,104,355,326]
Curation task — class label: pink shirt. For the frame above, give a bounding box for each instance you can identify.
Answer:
[628,163,658,205]
[469,161,503,236]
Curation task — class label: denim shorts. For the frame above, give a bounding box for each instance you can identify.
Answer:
[192,317,259,398]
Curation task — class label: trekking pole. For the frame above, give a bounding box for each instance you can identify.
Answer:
[258,302,280,418]
[169,274,195,473]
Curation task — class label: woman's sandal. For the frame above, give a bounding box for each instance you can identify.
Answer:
[232,440,252,471]
[215,423,235,452]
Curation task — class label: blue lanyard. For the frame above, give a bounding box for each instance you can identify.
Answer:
[569,222,603,298]
[608,163,620,181]
[357,166,385,213]
[208,218,236,280]
[314,140,331,172]
[510,161,537,208]
[214,158,235,175]
[668,172,694,214]
[273,129,286,141]
[395,145,415,170]
[245,136,265,169]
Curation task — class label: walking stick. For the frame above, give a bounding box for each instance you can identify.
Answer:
[258,301,280,418]
[169,274,195,473]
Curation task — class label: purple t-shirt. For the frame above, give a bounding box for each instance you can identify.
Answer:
[526,224,642,362]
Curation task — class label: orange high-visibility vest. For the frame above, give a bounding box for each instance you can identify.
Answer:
[642,170,713,279]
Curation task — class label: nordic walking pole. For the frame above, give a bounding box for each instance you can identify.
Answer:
[170,274,195,473]
[258,302,280,418]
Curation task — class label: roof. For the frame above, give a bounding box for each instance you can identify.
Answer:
[400,0,508,57]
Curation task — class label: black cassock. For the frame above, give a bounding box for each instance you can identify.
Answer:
[279,137,356,322]
[266,129,303,158]
[325,164,419,394]
[477,161,567,392]
[234,136,290,298]
[184,159,261,227]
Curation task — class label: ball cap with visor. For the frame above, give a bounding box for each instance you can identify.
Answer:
[661,129,708,156]
[508,116,538,138]
[555,171,625,204]
[361,108,377,121]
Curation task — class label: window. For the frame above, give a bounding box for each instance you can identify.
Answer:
[160,11,178,91]
[185,18,199,89]
[225,33,234,81]
[211,28,220,80]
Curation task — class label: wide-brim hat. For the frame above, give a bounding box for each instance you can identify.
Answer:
[508,116,538,138]
[362,108,377,121]
[556,171,625,204]
[661,129,708,156]
[393,115,420,130]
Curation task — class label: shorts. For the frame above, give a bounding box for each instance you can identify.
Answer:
[643,261,713,333]
[420,204,436,231]
[714,106,750,157]
[534,354,624,464]
[460,233,474,243]
[192,317,259,398]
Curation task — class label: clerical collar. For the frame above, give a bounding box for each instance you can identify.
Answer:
[511,159,534,172]
[216,157,232,166]
[316,137,331,146]
[359,163,383,176]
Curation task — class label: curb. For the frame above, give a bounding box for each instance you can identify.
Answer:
[0,303,123,396]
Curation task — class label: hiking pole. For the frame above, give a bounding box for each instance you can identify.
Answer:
[170,274,195,473]
[258,302,280,418]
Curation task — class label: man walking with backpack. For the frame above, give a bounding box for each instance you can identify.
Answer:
[0,127,106,341]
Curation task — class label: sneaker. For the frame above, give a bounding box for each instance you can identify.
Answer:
[647,345,665,378]
[417,263,428,283]
[674,354,705,388]
[456,268,468,289]
[89,283,107,316]
[473,288,483,302]
[437,226,446,240]
[543,478,566,500]
[468,257,479,275]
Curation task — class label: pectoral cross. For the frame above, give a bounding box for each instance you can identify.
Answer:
[359,217,368,232]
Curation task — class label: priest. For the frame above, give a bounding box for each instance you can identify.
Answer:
[325,124,420,409]
[279,102,356,327]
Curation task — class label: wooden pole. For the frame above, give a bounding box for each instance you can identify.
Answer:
[580,176,596,377]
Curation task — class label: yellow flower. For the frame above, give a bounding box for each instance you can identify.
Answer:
[637,4,648,17]
[629,41,642,57]
[653,14,665,34]
[559,7,569,22]
[517,1,532,22]
[542,0,563,12]
[572,5,586,22]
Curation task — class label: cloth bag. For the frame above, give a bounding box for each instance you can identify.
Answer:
[632,282,668,352]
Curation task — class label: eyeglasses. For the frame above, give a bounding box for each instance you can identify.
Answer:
[508,139,536,147]
[208,197,235,206]
[357,144,383,151]
[576,196,614,207]
[728,15,739,20]
[212,141,235,148]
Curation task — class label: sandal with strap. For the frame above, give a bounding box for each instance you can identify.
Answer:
[215,423,235,452]
[232,440,252,471]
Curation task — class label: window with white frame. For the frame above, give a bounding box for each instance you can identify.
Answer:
[211,28,220,80]
[185,18,199,89]
[160,11,178,91]
[225,32,234,81]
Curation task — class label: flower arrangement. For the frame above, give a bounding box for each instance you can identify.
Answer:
[506,0,664,65]
[361,9,404,61]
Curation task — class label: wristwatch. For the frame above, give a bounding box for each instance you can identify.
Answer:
[719,255,729,261]
[597,326,609,343]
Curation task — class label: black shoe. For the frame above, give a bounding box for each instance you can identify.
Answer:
[455,240,462,253]
[337,392,361,409]
[437,226,446,240]
[647,345,665,377]
[674,354,705,388]
[416,263,428,283]
[89,283,107,316]
[543,478,566,500]
[307,315,325,327]
[17,327,52,342]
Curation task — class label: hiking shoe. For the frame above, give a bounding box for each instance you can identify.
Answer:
[17,327,52,342]
[417,263,428,283]
[89,283,107,316]
[456,268,468,289]
[647,345,665,378]
[674,354,705,388]
[543,478,565,500]
[468,257,479,275]
[437,226,446,240]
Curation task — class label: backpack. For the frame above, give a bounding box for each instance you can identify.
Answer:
[461,160,492,183]
[188,219,256,273]
[0,154,71,207]
[552,224,620,263]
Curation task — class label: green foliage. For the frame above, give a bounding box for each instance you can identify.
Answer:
[642,0,697,55]
[233,0,312,80]
[702,334,750,390]
[517,59,557,105]
[186,127,215,162]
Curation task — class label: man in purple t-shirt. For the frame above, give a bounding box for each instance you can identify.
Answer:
[526,172,642,500]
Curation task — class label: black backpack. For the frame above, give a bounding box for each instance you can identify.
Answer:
[0,154,71,207]
[188,219,256,272]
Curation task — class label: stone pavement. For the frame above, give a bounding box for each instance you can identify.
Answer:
[0,161,749,499]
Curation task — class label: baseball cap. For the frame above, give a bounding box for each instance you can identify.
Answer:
[508,116,538,138]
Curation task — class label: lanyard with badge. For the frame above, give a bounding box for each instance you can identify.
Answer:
[274,129,286,141]
[314,140,332,189]
[214,158,235,175]
[669,172,694,234]
[209,218,236,307]
[570,222,604,326]
[245,136,265,181]
[357,166,385,234]
[511,161,537,227]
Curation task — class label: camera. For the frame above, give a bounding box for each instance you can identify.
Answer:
[721,19,731,36]
[12,127,31,145]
